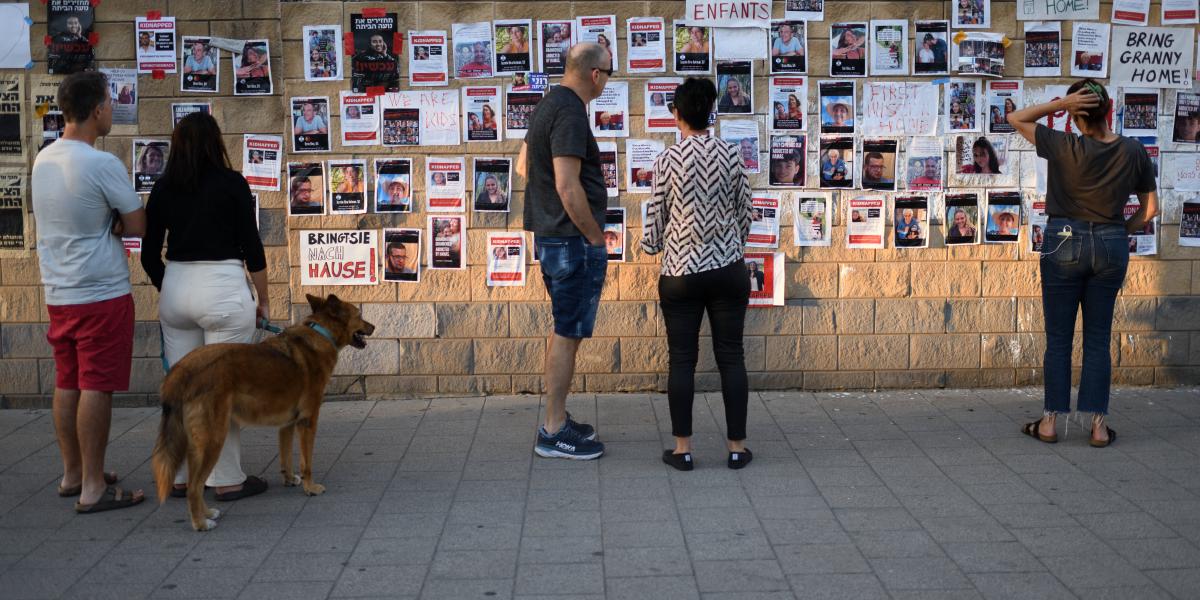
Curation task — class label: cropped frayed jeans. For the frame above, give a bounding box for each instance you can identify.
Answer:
[1039,218,1129,416]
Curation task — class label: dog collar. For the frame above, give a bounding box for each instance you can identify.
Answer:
[307,322,337,346]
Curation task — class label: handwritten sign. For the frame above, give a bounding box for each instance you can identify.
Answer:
[861,82,939,137]
[300,230,378,286]
[1111,26,1195,89]
[1016,0,1099,20]
[685,0,770,28]
[382,91,461,146]
[1171,151,1200,191]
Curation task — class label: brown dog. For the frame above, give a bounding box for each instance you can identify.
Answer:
[151,293,375,531]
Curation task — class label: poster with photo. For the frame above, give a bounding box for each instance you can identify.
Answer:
[1120,89,1159,138]
[674,22,712,74]
[768,135,805,187]
[0,76,21,164]
[744,252,785,307]
[768,77,806,132]
[954,31,1005,77]
[408,31,448,86]
[47,0,94,74]
[328,159,367,215]
[287,162,327,216]
[819,80,855,134]
[893,195,929,248]
[984,190,1021,243]
[906,137,943,192]
[819,136,854,189]
[538,20,575,76]
[590,81,629,137]
[1124,197,1158,256]
[945,192,981,245]
[1179,201,1200,247]
[486,231,526,285]
[721,119,760,173]
[172,102,208,127]
[380,91,461,147]
[830,23,867,77]
[300,230,378,286]
[716,61,754,114]
[769,21,807,75]
[785,0,824,21]
[374,159,413,213]
[747,192,781,248]
[869,20,907,76]
[101,68,138,126]
[463,86,502,142]
[39,111,65,154]
[1173,91,1200,143]
[1029,200,1048,252]
[627,17,665,73]
[135,16,176,74]
[429,215,466,270]
[132,140,168,194]
[233,39,272,96]
[426,156,466,211]
[0,170,26,253]
[956,135,1007,175]
[953,0,990,28]
[846,196,885,248]
[1070,22,1110,78]
[986,81,1021,135]
[945,79,981,132]
[304,25,344,82]
[1162,0,1199,24]
[383,228,421,283]
[494,19,532,74]
[1023,22,1060,78]
[646,78,682,132]
[291,97,330,153]
[473,157,512,212]
[242,134,282,191]
[453,22,495,79]
[1113,0,1151,26]
[577,16,618,70]
[180,37,219,93]
[626,139,665,193]
[791,192,832,247]
[340,91,379,146]
[351,12,400,91]
[604,208,626,262]
[506,87,542,139]
[860,139,898,191]
[861,82,940,137]
[599,142,619,197]
[914,20,950,75]
[32,77,63,155]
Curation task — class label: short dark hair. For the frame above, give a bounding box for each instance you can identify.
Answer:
[386,242,405,255]
[57,71,109,123]
[865,152,884,164]
[672,77,716,131]
[1066,78,1110,128]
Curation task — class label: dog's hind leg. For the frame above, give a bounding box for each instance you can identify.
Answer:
[185,407,228,531]
[279,424,300,486]
[297,412,325,496]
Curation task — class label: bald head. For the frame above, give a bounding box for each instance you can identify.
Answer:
[566,42,610,76]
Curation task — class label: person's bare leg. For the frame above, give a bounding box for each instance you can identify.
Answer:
[53,388,82,490]
[1039,412,1056,438]
[728,439,745,452]
[77,390,142,505]
[543,333,581,434]
[673,435,692,454]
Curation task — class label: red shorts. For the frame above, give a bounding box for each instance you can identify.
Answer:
[46,294,135,392]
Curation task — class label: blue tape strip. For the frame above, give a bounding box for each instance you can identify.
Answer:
[24,61,33,70]
[932,77,950,85]
[24,16,32,25]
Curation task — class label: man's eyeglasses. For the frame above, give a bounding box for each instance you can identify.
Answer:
[594,66,614,77]
[667,102,675,112]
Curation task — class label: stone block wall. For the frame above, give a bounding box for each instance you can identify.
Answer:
[1,1,1198,405]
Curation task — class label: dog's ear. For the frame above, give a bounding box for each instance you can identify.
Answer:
[325,294,341,308]
[306,294,325,312]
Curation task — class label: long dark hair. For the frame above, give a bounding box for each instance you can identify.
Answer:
[161,112,231,190]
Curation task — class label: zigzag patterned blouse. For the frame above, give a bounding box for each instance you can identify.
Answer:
[640,134,753,276]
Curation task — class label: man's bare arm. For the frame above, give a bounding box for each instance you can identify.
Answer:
[552,156,604,246]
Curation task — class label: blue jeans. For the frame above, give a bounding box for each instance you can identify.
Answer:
[536,235,607,339]
[1039,218,1129,415]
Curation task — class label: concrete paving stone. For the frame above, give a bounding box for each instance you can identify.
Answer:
[674,486,753,509]
[942,542,1046,574]
[238,581,335,600]
[462,460,531,481]
[330,564,427,597]
[1042,554,1154,591]
[1110,537,1200,570]
[851,530,946,559]
[293,501,378,529]
[834,508,920,532]
[389,471,462,493]
[514,562,604,596]
[806,466,884,488]
[1020,471,1110,493]
[793,448,867,468]
[922,446,1002,467]
[984,503,1072,529]
[63,581,161,600]
[605,576,701,600]
[14,539,115,571]
[747,495,829,520]
[348,536,438,566]
[785,573,889,600]
[0,528,57,556]
[437,523,522,551]
[941,465,1023,487]
[920,516,1017,544]
[420,578,514,600]
[693,559,788,593]
[602,520,686,549]
[182,539,274,570]
[600,476,674,500]
[152,566,256,599]
[521,510,601,539]
[1041,489,1142,515]
[1075,512,1179,540]
[967,572,1077,600]
[0,568,87,600]
[899,492,989,520]
[430,549,518,579]
[275,526,365,554]
[1146,568,1200,599]
[603,546,693,578]
[518,535,603,564]
[448,500,525,525]
[1070,585,1176,600]
[773,543,871,574]
[695,592,795,600]
[363,511,447,539]
[869,557,974,591]
[251,551,350,582]
[678,507,763,534]
[820,486,901,509]
[961,482,1049,506]
[377,490,457,514]
[760,514,852,546]
[667,468,745,489]
[685,531,777,561]
[601,498,678,523]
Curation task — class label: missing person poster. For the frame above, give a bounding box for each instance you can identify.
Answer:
[626,139,665,193]
[340,91,379,146]
[830,23,867,77]
[1110,26,1195,89]
[819,136,854,189]
[769,20,807,75]
[819,80,855,134]
[1124,197,1158,255]
[1113,0,1152,26]
[47,0,94,74]
[769,77,806,132]
[721,119,760,173]
[1121,89,1159,138]
[0,76,22,163]
[351,12,401,92]
[906,137,943,192]
[132,140,168,194]
[180,37,219,93]
[1162,0,1199,24]
[604,208,626,262]
[577,15,618,71]
[1023,22,1061,77]
[408,30,448,86]
[374,158,412,213]
[1173,91,1200,143]
[791,192,832,247]
[869,20,907,76]
[539,20,575,76]
[135,16,176,74]
[956,135,1007,176]
[590,81,629,137]
[674,22,711,74]
[172,102,209,127]
[747,192,781,248]
[304,25,344,82]
[233,39,273,96]
[463,86,501,143]
[914,20,950,75]
[984,190,1021,243]
[716,61,754,114]
[745,252,785,307]
[494,20,532,74]
[383,228,421,283]
[242,134,283,191]
[646,78,682,132]
[454,22,495,79]
[1179,201,1200,247]
[986,80,1021,135]
[0,170,26,253]
[328,159,368,214]
[300,230,378,286]
[768,134,805,187]
[954,31,1005,78]
[785,0,823,20]
[486,231,526,285]
[860,139,898,191]
[380,91,461,147]
[627,17,666,73]
[1029,201,1048,252]
[32,76,63,155]
[599,142,619,197]
[429,215,466,270]
[945,192,981,245]
[953,0,990,28]
[893,195,929,248]
[506,87,542,140]
[846,196,885,249]
[102,68,138,126]
[473,157,512,212]
[946,79,981,132]
[1070,22,1110,78]
[426,156,466,211]
[291,96,330,153]
[288,162,327,216]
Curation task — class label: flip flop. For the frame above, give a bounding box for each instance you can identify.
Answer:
[1089,426,1117,448]
[75,486,145,514]
[214,475,268,502]
[57,471,119,497]
[1021,418,1058,444]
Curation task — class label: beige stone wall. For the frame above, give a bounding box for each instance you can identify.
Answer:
[2,1,1198,405]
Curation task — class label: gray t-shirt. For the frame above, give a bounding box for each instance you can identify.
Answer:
[1035,124,1156,224]
[522,86,607,237]
[32,139,143,305]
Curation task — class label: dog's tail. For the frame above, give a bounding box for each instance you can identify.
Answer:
[152,385,187,504]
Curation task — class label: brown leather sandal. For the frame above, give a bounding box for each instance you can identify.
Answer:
[1089,426,1116,448]
[1021,418,1058,443]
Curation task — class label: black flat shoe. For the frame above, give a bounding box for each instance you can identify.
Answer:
[662,450,694,471]
[214,475,268,501]
[728,449,753,470]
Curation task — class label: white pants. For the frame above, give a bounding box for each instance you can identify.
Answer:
[160,260,255,487]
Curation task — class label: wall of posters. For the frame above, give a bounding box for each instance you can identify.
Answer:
[506,87,542,140]
[408,30,448,86]
[1180,201,1200,247]
[172,102,210,127]
[1173,91,1200,143]
[47,0,94,74]
[954,31,1005,78]
[1162,0,1199,24]
[784,0,823,21]
[717,60,754,114]
[0,76,22,163]
[818,80,855,134]
[374,159,413,213]
[646,79,681,132]
[1124,197,1158,255]
[769,20,806,75]
[861,82,938,137]
[300,230,378,286]
[1017,0,1097,20]
[906,137,943,192]
[984,190,1021,244]
[819,136,854,189]
[768,135,805,187]
[685,0,771,28]
[304,25,344,81]
[383,228,421,283]
[135,16,176,74]
[243,134,283,191]
[599,142,619,198]
[380,91,461,147]
[956,135,1007,176]
[486,232,526,285]
[351,12,401,91]
[986,80,1021,135]
[627,17,665,73]
[494,19,532,74]
[945,192,981,245]
[769,77,806,132]
[952,0,990,28]
[720,119,760,173]
[1113,0,1152,26]
[945,79,981,133]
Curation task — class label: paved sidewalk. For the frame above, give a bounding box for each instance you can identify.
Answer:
[1,387,1199,599]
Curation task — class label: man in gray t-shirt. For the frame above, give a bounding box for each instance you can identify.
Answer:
[516,43,611,460]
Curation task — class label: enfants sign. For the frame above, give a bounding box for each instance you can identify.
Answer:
[685,0,771,28]
[1111,26,1195,89]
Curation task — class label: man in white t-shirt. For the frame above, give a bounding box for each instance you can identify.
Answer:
[31,71,147,514]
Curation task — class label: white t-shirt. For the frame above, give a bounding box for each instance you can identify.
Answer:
[32,139,143,306]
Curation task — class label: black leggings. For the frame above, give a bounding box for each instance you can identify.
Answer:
[658,260,751,440]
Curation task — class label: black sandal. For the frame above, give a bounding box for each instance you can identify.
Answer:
[75,486,145,514]
[728,449,753,470]
[1021,418,1058,444]
[662,450,694,471]
[214,475,268,501]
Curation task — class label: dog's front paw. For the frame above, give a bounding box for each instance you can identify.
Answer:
[282,472,301,487]
[302,482,326,496]
[192,517,218,531]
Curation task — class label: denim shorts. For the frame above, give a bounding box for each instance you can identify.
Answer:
[536,235,608,339]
